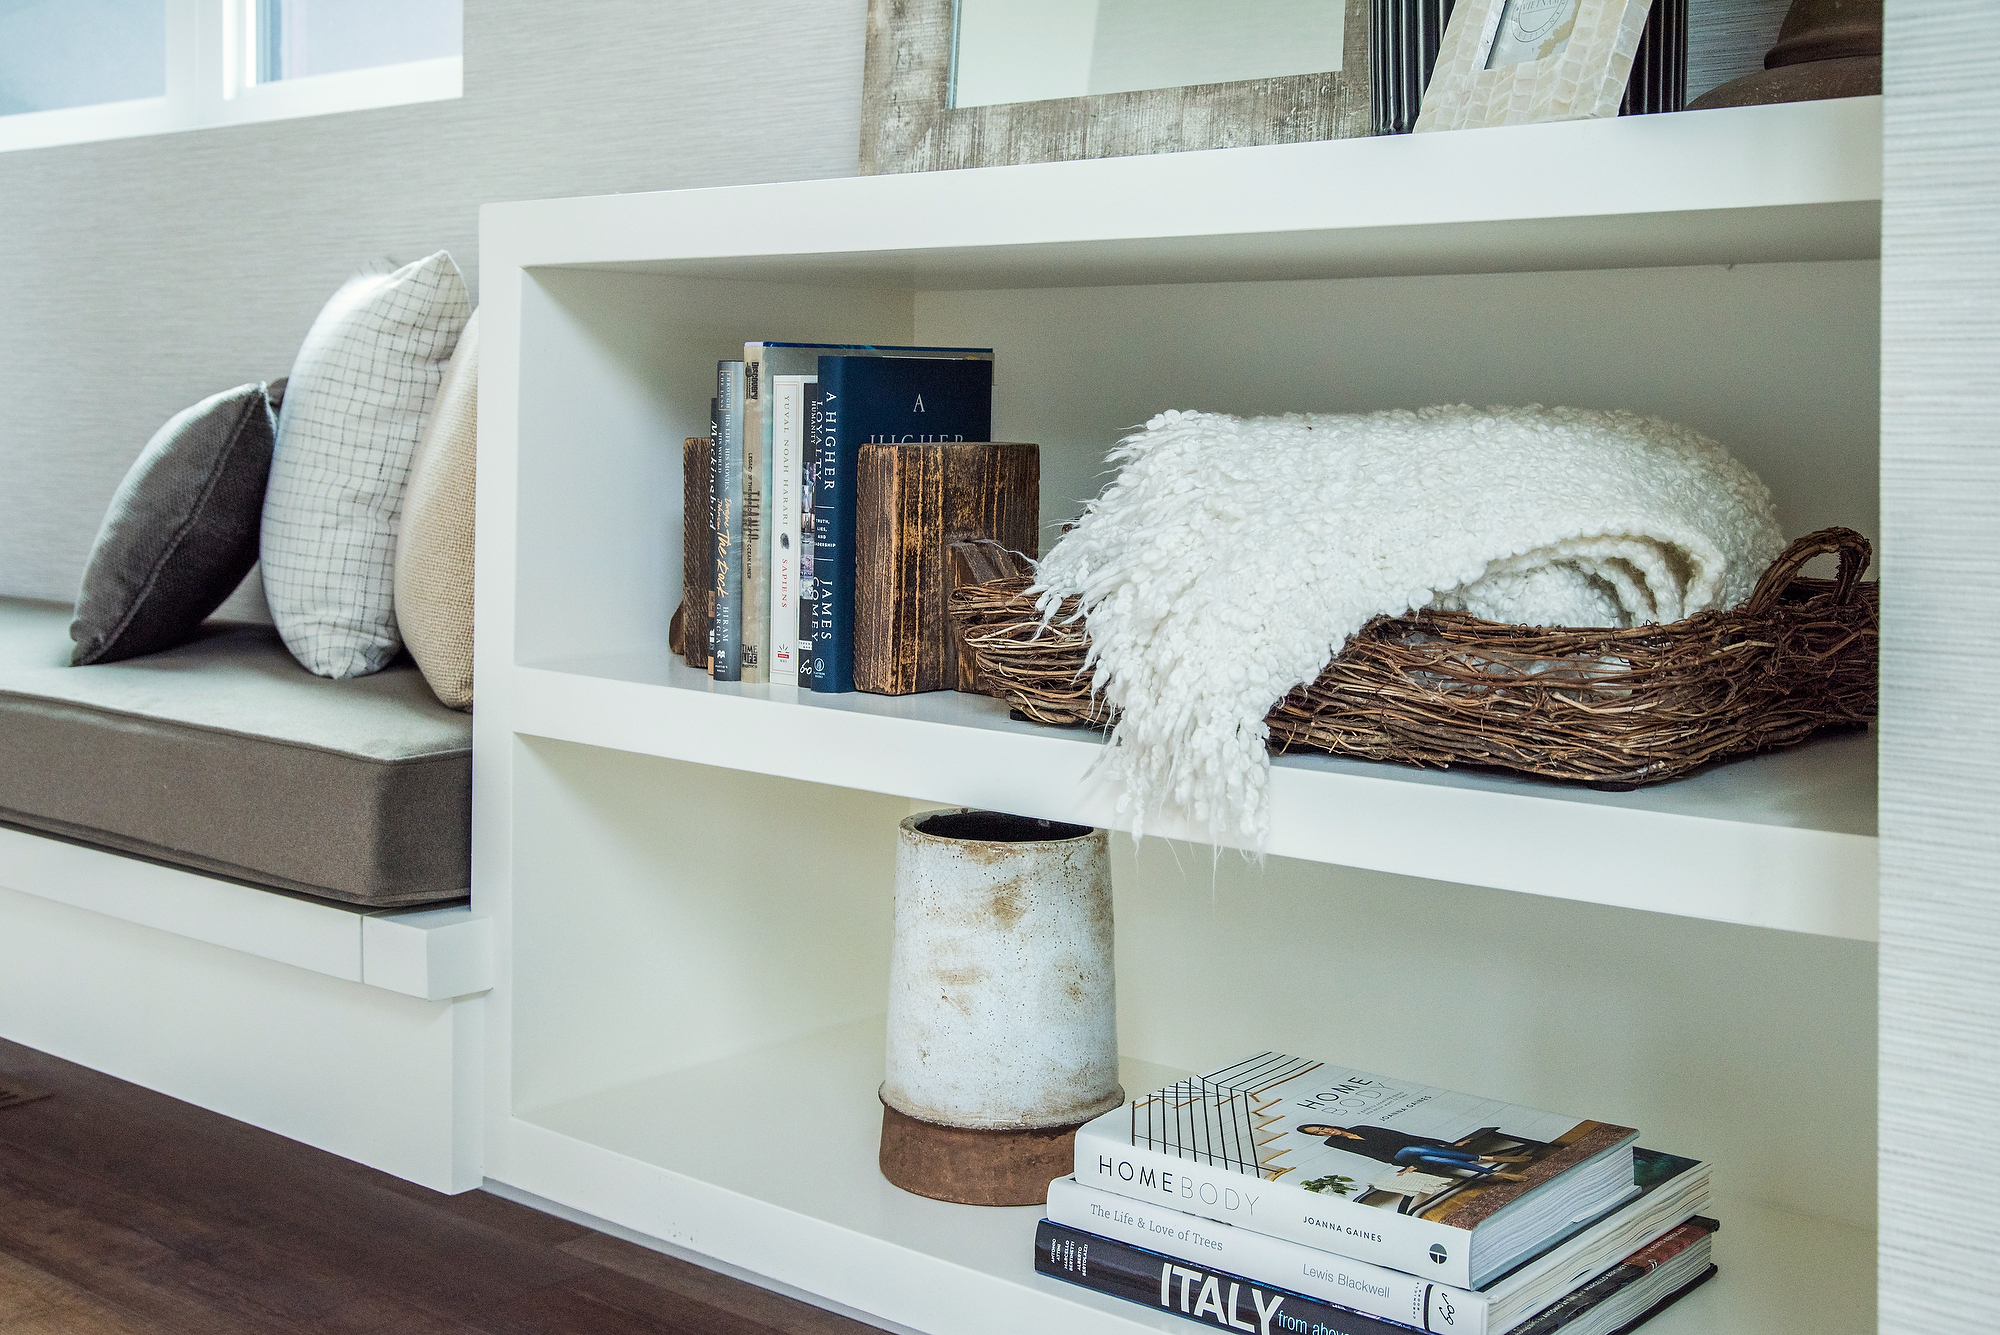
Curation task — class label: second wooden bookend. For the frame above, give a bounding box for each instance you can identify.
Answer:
[855,441,1038,695]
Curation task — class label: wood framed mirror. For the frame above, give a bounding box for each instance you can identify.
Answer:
[859,0,1374,175]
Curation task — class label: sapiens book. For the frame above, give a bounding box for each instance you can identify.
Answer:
[1033,1218,1715,1335]
[767,374,813,686]
[1075,1054,1640,1289]
[1046,1146,1710,1335]
[710,362,746,682]
[810,354,994,693]
[742,342,991,688]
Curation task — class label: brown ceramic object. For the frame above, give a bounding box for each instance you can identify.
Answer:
[1688,0,1880,110]
[878,1099,1086,1206]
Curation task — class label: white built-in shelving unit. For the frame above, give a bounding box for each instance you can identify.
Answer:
[477,97,1882,1334]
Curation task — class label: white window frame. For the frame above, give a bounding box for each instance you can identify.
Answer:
[0,0,461,154]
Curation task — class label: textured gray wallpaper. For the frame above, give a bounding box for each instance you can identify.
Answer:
[0,0,866,603]
[1881,2,2000,1332]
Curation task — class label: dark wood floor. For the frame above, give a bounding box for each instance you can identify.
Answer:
[0,1037,878,1334]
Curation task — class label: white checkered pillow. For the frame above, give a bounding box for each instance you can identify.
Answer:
[262,253,471,678]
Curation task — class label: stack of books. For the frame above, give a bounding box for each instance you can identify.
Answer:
[1038,1054,1717,1335]
[700,343,993,688]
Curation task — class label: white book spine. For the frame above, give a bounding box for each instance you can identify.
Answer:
[1075,1122,1473,1288]
[1048,1177,1482,1335]
[768,376,809,686]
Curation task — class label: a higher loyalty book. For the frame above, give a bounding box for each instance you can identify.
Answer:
[809,353,993,693]
[1075,1054,1639,1290]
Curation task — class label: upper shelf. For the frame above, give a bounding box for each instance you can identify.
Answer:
[481,99,1882,289]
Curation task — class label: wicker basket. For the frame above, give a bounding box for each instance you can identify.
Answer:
[948,528,1878,789]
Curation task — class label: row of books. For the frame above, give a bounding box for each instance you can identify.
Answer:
[1038,1053,1718,1335]
[700,343,994,688]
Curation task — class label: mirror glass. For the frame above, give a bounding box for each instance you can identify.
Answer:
[1484,0,1580,69]
[951,0,1345,110]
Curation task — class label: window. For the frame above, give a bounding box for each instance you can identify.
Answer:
[250,0,461,84]
[0,1,167,115]
[0,0,461,153]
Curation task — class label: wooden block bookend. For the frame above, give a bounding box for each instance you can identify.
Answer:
[855,441,1038,695]
[670,434,713,669]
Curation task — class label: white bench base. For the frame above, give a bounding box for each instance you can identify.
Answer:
[0,827,486,1192]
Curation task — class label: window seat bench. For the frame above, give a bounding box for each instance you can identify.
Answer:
[0,595,486,1191]
[0,596,470,907]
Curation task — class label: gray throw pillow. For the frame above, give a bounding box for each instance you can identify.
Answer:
[70,383,279,665]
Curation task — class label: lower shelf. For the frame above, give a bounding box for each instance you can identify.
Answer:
[490,1019,1870,1335]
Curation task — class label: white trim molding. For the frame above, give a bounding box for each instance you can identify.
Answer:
[0,0,460,155]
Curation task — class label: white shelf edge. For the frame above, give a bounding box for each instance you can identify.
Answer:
[504,664,1877,941]
[478,99,1881,287]
[0,824,490,997]
[0,824,364,979]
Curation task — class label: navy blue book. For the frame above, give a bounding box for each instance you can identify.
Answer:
[809,355,993,693]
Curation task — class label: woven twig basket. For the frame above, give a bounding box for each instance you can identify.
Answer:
[948,528,1878,789]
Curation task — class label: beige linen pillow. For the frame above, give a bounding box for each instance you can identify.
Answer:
[394,308,478,709]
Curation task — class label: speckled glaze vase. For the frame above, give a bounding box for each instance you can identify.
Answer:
[879,809,1122,1206]
[1687,0,1881,110]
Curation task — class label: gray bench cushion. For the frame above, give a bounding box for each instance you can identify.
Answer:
[0,597,470,907]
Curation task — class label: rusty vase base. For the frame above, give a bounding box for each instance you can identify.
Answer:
[878,1100,1086,1206]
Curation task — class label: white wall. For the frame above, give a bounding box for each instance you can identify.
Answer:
[1113,836,1876,1233]
[0,0,867,604]
[919,261,1881,560]
[1880,2,2000,1332]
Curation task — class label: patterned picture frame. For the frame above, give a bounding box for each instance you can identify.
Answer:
[1414,0,1655,132]
[859,0,1372,176]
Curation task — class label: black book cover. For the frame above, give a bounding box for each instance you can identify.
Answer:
[1035,1220,1718,1335]
[1036,1220,1412,1335]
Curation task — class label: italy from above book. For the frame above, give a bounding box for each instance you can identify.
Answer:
[1075,1054,1640,1290]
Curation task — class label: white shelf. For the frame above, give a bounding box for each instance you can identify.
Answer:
[478,99,1885,1333]
[478,94,1883,944]
[506,656,1877,940]
[494,1018,1869,1335]
[481,98,1879,288]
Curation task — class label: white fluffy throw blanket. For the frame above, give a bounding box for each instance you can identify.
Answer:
[1032,404,1784,844]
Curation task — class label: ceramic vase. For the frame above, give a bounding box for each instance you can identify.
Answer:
[1687,0,1881,109]
[878,809,1122,1206]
